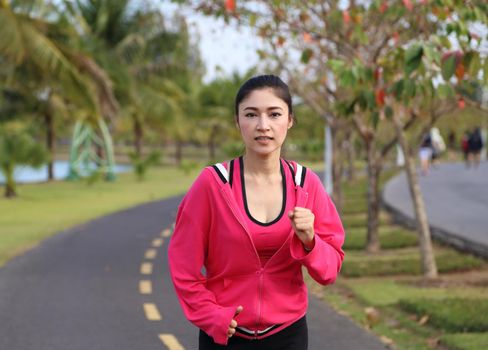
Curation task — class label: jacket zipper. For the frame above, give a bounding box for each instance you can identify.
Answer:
[255,270,264,338]
[219,188,267,338]
[217,179,309,337]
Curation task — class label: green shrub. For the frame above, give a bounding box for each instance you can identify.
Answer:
[440,333,488,350]
[436,250,484,273]
[222,142,244,158]
[129,150,161,181]
[398,298,488,332]
[344,226,417,250]
[297,139,324,162]
[342,253,420,277]
[178,159,200,175]
[343,213,390,228]
[341,248,484,277]
[344,279,487,307]
[342,200,367,215]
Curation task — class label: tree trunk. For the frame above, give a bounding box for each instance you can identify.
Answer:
[365,141,381,253]
[175,139,183,166]
[4,165,16,198]
[95,142,104,167]
[134,118,143,158]
[45,111,55,181]
[331,124,343,213]
[208,125,218,163]
[393,112,438,279]
[344,132,356,182]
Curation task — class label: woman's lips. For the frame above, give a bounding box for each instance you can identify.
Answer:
[254,136,273,145]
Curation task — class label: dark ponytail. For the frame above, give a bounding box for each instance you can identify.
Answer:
[234,75,294,120]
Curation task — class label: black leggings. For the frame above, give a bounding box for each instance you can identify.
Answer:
[199,316,308,350]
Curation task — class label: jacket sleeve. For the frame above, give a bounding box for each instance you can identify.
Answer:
[168,169,236,345]
[290,171,345,285]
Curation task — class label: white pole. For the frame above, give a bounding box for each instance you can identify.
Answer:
[324,123,333,195]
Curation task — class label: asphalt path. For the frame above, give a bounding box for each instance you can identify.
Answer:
[383,162,488,257]
[0,195,387,350]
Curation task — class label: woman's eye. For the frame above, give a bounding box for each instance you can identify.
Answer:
[270,113,281,118]
[245,113,257,118]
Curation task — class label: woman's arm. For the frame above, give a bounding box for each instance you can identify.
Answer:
[289,171,345,285]
[168,170,237,345]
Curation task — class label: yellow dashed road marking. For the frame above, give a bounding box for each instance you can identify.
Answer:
[152,238,163,247]
[162,228,172,237]
[139,280,152,294]
[159,334,185,350]
[143,303,162,321]
[140,262,153,275]
[145,248,157,260]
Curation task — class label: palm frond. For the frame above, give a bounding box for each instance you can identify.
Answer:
[19,19,99,115]
[0,8,25,64]
[71,52,119,120]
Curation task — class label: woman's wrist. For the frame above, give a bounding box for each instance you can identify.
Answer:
[302,235,315,252]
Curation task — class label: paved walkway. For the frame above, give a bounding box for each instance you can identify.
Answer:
[383,162,488,258]
[0,195,387,350]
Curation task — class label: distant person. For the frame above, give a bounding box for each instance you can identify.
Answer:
[461,131,470,165]
[419,132,433,175]
[467,127,484,168]
[430,127,445,168]
[447,130,457,161]
[168,75,345,350]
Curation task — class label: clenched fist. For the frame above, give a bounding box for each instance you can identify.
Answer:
[288,207,315,251]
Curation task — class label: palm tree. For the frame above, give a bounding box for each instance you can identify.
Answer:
[198,72,250,162]
[0,0,118,180]
[0,121,48,197]
[66,0,191,159]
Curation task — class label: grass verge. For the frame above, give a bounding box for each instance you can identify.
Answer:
[0,166,200,267]
[398,298,488,332]
[308,168,488,350]
[440,333,488,350]
[341,247,484,277]
[344,225,418,250]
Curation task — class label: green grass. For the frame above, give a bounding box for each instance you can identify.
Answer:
[398,298,488,332]
[342,199,367,215]
[342,212,391,228]
[311,281,437,350]
[344,225,418,250]
[307,167,488,350]
[344,279,488,306]
[341,247,484,277]
[0,166,200,266]
[440,333,488,350]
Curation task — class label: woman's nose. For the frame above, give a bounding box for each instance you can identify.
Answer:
[257,115,270,130]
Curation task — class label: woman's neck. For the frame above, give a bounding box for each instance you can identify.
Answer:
[242,151,281,178]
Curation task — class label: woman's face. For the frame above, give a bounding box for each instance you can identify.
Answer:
[236,88,293,158]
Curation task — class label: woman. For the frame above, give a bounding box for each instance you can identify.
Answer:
[467,127,484,168]
[168,75,345,350]
[419,132,433,176]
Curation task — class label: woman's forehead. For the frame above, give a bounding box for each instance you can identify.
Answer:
[239,89,288,109]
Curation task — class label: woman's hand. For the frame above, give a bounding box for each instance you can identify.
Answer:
[227,306,243,338]
[288,207,315,251]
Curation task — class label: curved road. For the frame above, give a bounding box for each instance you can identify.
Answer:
[0,195,386,350]
[383,162,488,258]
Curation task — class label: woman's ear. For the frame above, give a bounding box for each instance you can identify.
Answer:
[235,116,240,129]
[288,115,294,129]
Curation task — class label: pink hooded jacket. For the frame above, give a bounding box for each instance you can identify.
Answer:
[168,160,345,345]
